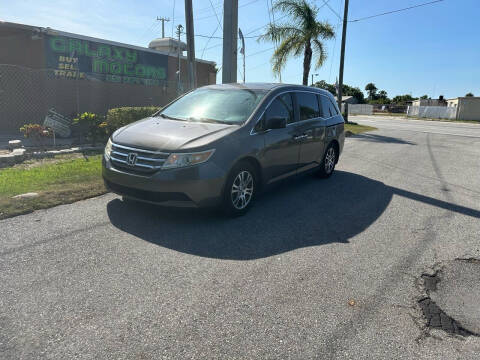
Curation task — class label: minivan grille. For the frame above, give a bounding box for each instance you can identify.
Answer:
[110,142,170,175]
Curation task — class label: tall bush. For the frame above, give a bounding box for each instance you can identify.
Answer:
[73,112,108,144]
[106,106,160,134]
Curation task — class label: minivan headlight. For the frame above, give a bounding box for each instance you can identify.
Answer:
[163,149,215,169]
[104,138,113,160]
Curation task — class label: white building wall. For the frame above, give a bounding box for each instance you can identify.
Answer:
[407,106,457,120]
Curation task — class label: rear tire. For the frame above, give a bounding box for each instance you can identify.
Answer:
[222,161,257,216]
[317,143,337,178]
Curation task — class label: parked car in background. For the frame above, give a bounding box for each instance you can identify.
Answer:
[102,83,345,215]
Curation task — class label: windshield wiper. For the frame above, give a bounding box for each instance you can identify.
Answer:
[159,113,185,121]
[187,117,233,125]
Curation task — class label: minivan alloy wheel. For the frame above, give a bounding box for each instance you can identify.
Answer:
[325,147,336,174]
[231,171,254,210]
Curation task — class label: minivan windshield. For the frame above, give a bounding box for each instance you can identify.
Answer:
[159,88,267,124]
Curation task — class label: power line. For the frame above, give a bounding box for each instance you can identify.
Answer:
[247,60,270,71]
[195,0,222,14]
[246,47,274,57]
[350,0,445,23]
[200,23,221,58]
[195,0,260,21]
[207,0,223,30]
[134,20,158,44]
[190,33,262,40]
[243,13,288,36]
[243,0,332,37]
[328,19,342,83]
[320,0,342,21]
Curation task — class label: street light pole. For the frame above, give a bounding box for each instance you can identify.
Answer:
[338,0,349,122]
[311,73,318,86]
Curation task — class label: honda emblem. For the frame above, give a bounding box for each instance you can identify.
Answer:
[127,152,138,166]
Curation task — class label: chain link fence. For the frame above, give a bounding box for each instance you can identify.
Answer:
[0,64,188,134]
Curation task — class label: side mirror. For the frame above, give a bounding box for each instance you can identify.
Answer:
[265,116,287,130]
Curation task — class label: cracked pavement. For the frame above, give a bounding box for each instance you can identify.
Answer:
[1,116,480,359]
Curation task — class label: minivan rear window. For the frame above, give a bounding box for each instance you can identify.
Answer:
[160,88,267,124]
[319,95,339,117]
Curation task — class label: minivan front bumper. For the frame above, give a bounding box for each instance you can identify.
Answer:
[102,157,226,207]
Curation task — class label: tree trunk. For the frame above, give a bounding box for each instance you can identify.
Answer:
[302,41,312,86]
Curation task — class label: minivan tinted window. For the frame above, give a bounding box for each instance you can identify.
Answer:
[318,95,339,117]
[266,93,294,124]
[297,92,320,120]
[160,88,267,124]
[328,98,339,116]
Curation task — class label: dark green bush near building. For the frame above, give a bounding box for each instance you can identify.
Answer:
[73,112,109,144]
[106,106,160,134]
[72,107,160,144]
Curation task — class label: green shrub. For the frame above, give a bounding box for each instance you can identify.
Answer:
[106,106,160,134]
[73,112,109,144]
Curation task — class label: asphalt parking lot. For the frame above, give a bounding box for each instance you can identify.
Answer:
[1,116,480,359]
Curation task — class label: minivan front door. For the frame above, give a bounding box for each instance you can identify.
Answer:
[261,93,301,183]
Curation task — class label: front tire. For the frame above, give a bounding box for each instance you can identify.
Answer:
[222,161,257,216]
[122,196,141,205]
[317,143,337,178]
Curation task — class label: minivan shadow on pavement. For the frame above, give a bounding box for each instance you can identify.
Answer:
[351,133,417,145]
[107,171,393,260]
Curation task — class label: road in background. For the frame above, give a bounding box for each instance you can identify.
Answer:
[353,115,480,138]
[1,117,480,359]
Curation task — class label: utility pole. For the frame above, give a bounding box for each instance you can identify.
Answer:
[311,73,318,86]
[338,0,349,122]
[156,16,170,38]
[176,24,183,95]
[184,0,197,90]
[222,0,238,84]
[239,28,245,83]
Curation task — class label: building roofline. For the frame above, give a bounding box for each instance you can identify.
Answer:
[447,97,480,100]
[0,21,216,66]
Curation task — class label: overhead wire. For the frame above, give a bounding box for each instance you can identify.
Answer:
[207,0,223,29]
[350,0,445,22]
[320,0,342,21]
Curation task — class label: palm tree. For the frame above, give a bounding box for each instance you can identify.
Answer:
[259,0,335,86]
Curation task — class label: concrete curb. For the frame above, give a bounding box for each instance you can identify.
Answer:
[0,146,104,168]
[0,148,26,167]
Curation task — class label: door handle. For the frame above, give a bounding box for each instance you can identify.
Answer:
[293,134,308,141]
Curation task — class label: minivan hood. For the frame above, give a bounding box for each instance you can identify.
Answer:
[112,117,239,151]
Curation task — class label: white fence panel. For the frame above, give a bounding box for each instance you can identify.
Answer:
[407,106,457,120]
[341,104,373,115]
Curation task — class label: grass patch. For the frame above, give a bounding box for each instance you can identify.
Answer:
[345,123,377,135]
[0,153,106,219]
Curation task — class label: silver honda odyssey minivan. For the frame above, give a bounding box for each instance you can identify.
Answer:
[103,83,345,215]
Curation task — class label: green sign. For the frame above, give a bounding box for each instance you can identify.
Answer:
[45,35,168,86]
